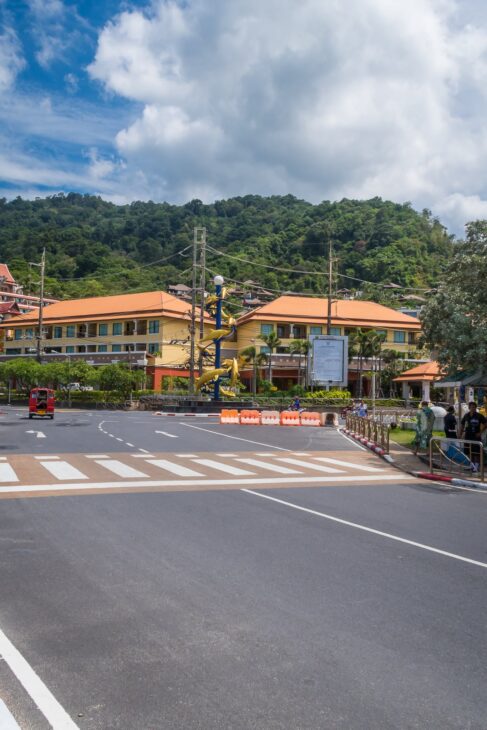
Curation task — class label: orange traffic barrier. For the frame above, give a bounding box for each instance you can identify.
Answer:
[240,409,261,425]
[280,410,300,426]
[300,411,321,427]
[220,409,239,424]
[261,410,280,425]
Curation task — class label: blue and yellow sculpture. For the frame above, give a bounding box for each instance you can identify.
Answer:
[195,276,240,399]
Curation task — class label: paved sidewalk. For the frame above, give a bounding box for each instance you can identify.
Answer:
[388,443,428,473]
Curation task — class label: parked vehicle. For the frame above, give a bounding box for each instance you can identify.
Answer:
[29,388,55,419]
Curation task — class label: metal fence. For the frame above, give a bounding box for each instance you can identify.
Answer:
[429,437,485,482]
[345,414,390,454]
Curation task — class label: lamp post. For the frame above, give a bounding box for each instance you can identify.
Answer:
[213,275,224,401]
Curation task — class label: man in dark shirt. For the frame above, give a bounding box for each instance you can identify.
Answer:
[460,401,486,470]
[444,406,457,439]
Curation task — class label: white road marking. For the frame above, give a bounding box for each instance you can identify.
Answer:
[138,448,150,453]
[337,429,368,451]
[86,454,110,459]
[0,456,6,461]
[180,423,292,451]
[147,459,204,477]
[0,699,21,729]
[125,442,134,447]
[132,453,155,458]
[0,463,18,483]
[115,437,123,442]
[255,453,278,457]
[34,455,59,460]
[217,453,238,457]
[40,461,88,481]
[175,454,199,458]
[155,431,178,438]
[242,489,487,569]
[108,434,115,438]
[277,458,343,473]
[192,459,255,476]
[26,430,46,439]
[0,627,79,729]
[235,458,301,474]
[314,457,383,472]
[95,460,149,478]
[0,474,416,494]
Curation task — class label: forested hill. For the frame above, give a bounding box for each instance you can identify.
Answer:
[0,193,453,302]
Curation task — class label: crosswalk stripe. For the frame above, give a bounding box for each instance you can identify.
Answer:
[147,459,204,477]
[0,463,18,483]
[235,458,301,474]
[276,458,344,474]
[313,457,383,472]
[40,461,88,481]
[94,460,148,479]
[192,459,255,476]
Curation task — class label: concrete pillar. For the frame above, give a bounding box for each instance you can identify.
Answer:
[422,380,431,402]
[402,382,409,400]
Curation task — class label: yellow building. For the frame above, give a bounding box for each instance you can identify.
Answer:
[0,290,212,389]
[236,296,422,392]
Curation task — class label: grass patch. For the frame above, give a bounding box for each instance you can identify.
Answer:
[390,429,444,449]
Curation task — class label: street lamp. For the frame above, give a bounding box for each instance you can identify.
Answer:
[213,275,224,401]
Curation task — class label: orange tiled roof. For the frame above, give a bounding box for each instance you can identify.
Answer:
[237,296,421,330]
[0,264,16,285]
[0,290,206,327]
[394,361,442,382]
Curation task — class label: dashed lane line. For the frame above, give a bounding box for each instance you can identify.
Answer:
[179,423,292,451]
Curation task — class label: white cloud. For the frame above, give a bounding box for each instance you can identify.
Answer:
[84,0,487,233]
[0,26,25,93]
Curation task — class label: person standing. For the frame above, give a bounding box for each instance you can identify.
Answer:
[460,401,486,471]
[357,400,368,418]
[444,406,457,439]
[413,401,435,456]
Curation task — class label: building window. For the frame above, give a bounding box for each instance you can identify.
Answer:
[329,327,341,336]
[148,343,159,354]
[393,331,406,344]
[113,322,122,336]
[260,346,271,354]
[25,328,33,340]
[260,324,273,336]
[77,345,86,353]
[148,320,160,334]
[112,344,122,352]
[310,326,322,336]
[53,326,63,339]
[98,345,107,353]
[6,348,21,354]
[66,325,75,338]
[14,329,22,340]
[66,346,75,353]
[375,329,387,337]
[99,323,108,336]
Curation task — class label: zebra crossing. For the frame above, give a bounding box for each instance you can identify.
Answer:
[0,451,407,497]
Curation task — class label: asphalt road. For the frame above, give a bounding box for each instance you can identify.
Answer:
[0,407,486,729]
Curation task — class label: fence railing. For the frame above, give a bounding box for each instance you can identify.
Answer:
[345,414,390,454]
[429,437,485,482]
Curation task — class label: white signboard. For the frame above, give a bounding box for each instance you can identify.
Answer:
[309,335,348,387]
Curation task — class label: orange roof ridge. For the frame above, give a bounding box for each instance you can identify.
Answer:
[0,290,208,326]
[237,295,420,327]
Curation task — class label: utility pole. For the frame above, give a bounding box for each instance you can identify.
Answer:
[35,248,46,364]
[327,236,333,336]
[198,227,207,376]
[188,230,198,395]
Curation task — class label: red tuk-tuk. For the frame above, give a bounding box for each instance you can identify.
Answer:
[29,388,55,419]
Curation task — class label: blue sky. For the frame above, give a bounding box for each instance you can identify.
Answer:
[2,0,487,234]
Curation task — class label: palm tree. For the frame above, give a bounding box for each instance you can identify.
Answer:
[261,331,282,385]
[288,340,304,386]
[348,328,376,397]
[300,340,311,388]
[239,346,269,395]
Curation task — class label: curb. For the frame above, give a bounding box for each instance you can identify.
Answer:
[153,412,218,417]
[341,428,389,459]
[414,472,487,489]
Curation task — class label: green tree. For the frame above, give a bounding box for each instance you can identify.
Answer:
[239,346,268,395]
[421,220,487,372]
[99,363,145,398]
[261,332,282,385]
